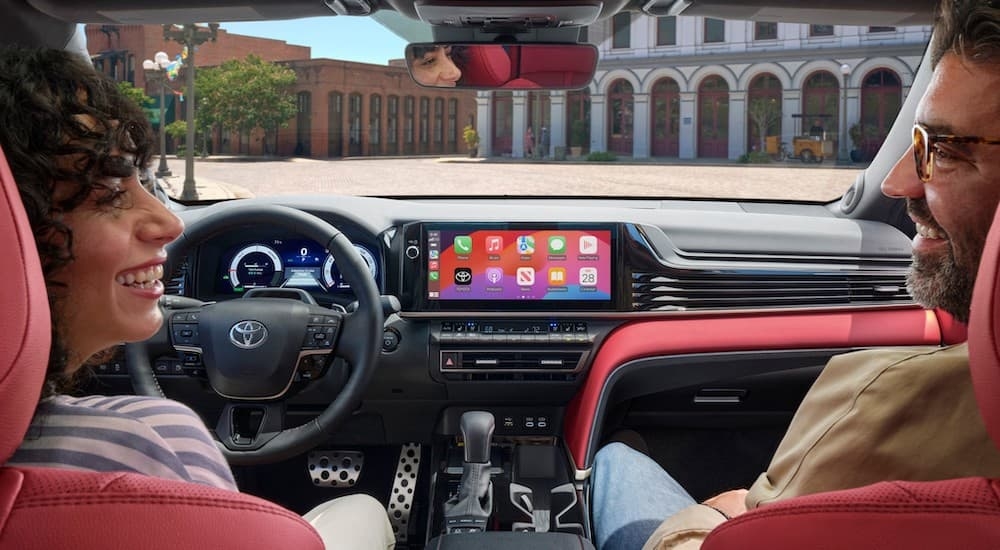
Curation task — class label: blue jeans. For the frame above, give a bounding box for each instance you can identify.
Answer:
[591,443,697,550]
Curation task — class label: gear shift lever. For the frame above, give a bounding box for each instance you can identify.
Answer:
[460,410,495,463]
[444,411,495,534]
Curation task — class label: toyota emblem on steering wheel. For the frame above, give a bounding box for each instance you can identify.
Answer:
[229,320,268,349]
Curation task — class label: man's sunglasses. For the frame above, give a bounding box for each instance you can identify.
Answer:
[912,122,1000,182]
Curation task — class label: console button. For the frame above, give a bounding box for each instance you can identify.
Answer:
[441,352,460,369]
[382,328,400,352]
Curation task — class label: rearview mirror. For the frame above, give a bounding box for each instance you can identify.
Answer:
[404,43,598,90]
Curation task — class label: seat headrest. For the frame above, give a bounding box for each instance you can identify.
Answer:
[0,145,50,461]
[461,45,512,87]
[969,202,1000,449]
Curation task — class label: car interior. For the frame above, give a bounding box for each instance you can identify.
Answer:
[3,0,998,548]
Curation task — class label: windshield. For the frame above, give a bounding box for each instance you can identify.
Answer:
[101,16,930,202]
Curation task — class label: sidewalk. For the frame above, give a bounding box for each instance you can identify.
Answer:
[160,173,255,201]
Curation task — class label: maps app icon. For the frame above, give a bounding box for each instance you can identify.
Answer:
[517,235,535,255]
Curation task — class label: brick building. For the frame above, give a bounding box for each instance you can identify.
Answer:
[85,24,477,158]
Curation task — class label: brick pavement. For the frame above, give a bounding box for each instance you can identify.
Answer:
[162,156,862,202]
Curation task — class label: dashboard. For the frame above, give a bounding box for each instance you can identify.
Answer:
[194,228,381,307]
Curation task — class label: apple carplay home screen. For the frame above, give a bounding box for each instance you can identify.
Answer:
[427,228,612,301]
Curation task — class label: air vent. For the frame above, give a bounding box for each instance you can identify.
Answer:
[164,257,190,296]
[632,270,912,312]
[455,351,584,371]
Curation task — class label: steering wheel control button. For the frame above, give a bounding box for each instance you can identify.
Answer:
[171,323,201,347]
[308,451,364,488]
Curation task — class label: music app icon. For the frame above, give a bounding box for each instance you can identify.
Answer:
[486,236,504,253]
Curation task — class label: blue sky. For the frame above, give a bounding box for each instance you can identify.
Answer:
[223,17,409,65]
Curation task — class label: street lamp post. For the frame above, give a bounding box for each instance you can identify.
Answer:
[142,51,172,178]
[163,23,219,201]
[838,63,851,164]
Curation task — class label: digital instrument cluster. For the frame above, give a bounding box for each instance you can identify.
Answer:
[215,238,378,295]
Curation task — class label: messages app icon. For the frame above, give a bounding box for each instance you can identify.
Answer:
[548,235,567,254]
[453,236,472,255]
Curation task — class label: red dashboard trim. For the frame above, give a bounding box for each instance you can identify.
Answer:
[564,308,947,470]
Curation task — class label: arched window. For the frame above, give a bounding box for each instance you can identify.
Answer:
[328,92,343,157]
[419,96,430,153]
[651,78,680,157]
[295,91,312,157]
[492,92,513,156]
[447,99,458,152]
[369,94,382,155]
[387,95,399,155]
[607,79,634,155]
[747,73,782,154]
[566,89,590,154]
[698,75,729,158]
[860,69,902,161]
[348,92,363,156]
[434,97,444,148]
[404,96,415,154]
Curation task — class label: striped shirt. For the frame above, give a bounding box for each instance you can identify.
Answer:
[6,394,237,491]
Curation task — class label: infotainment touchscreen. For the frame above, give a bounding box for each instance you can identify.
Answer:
[425,226,613,302]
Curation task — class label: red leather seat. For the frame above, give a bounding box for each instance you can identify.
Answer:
[0,145,325,549]
[461,45,512,87]
[701,206,1000,549]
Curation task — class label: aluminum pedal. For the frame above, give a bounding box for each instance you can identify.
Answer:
[387,443,421,544]
[307,450,364,488]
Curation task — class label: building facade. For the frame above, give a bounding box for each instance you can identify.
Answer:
[476,16,930,160]
[85,24,477,158]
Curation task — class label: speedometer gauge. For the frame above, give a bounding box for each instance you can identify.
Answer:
[228,244,282,291]
[322,245,377,289]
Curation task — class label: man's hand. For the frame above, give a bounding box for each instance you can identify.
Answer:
[703,489,749,519]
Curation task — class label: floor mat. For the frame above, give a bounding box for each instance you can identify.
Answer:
[641,426,786,501]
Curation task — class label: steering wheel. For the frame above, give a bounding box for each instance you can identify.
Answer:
[126,203,384,465]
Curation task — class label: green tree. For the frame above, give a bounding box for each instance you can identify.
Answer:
[196,54,297,155]
[747,97,781,154]
[117,81,153,108]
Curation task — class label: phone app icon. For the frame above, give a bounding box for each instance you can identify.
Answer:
[516,235,535,255]
[485,267,504,285]
[486,236,504,254]
[548,235,567,254]
[453,236,472,255]
[429,271,439,281]
[579,235,599,255]
[516,267,535,286]
[579,267,598,287]
[454,268,473,285]
[548,267,567,285]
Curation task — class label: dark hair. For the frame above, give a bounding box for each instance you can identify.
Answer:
[0,46,154,395]
[408,44,468,81]
[931,0,1000,68]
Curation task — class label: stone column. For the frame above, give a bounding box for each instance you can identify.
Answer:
[632,92,651,158]
[512,91,527,158]
[550,91,567,154]
[728,90,746,160]
[476,92,491,158]
[590,93,607,153]
[678,91,696,159]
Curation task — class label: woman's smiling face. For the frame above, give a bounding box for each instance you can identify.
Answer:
[50,140,183,371]
[410,45,462,87]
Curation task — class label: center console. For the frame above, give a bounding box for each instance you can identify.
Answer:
[427,410,595,550]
